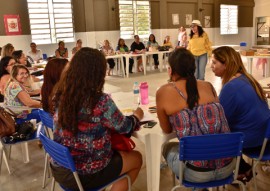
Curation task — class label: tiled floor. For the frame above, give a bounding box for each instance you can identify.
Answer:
[1,58,270,191]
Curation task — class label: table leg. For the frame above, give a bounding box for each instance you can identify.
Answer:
[142,55,147,75]
[120,57,125,78]
[125,55,130,78]
[144,134,164,191]
[158,53,164,72]
[266,58,270,77]
[247,58,253,74]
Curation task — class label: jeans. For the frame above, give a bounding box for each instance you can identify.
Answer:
[194,53,208,80]
[163,142,236,183]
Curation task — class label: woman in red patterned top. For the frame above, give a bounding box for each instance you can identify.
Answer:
[156,48,234,186]
[51,47,143,190]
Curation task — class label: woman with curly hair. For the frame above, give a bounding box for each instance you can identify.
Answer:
[51,47,143,191]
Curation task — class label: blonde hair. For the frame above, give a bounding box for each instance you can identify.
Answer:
[212,46,266,101]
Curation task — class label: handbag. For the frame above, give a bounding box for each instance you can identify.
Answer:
[0,106,16,138]
[111,133,135,151]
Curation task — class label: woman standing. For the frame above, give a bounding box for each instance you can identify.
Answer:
[211,46,270,182]
[187,20,212,80]
[157,48,234,185]
[51,47,143,190]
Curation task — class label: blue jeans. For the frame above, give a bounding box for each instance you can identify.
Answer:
[194,53,208,80]
[162,142,236,183]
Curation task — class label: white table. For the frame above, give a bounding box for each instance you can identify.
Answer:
[242,55,270,77]
[106,54,125,77]
[145,50,173,72]
[122,53,146,78]
[111,92,176,191]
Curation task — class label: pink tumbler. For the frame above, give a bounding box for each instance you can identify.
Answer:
[140,82,149,105]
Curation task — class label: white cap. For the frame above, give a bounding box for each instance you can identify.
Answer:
[191,20,202,27]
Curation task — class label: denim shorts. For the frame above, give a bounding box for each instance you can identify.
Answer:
[163,142,236,183]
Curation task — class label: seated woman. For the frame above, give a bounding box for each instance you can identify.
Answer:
[116,38,132,75]
[41,58,68,112]
[71,39,82,56]
[12,50,32,68]
[211,46,270,182]
[163,35,173,49]
[4,64,41,123]
[147,34,159,69]
[157,48,234,185]
[12,50,40,93]
[1,43,14,58]
[101,39,115,76]
[0,56,16,101]
[55,41,68,58]
[50,47,143,191]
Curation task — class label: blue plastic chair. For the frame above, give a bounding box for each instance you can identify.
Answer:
[171,132,246,191]
[243,119,270,191]
[38,109,54,188]
[0,121,42,174]
[39,132,131,191]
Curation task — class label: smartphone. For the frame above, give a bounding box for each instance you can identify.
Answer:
[143,121,157,128]
[148,106,157,113]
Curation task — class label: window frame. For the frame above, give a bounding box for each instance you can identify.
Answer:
[27,0,75,45]
[119,0,151,39]
[220,4,238,35]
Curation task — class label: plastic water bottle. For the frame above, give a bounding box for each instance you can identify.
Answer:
[133,82,140,104]
[140,82,149,105]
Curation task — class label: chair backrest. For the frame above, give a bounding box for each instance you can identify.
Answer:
[179,132,244,161]
[178,132,244,186]
[39,132,84,191]
[39,132,76,172]
[39,110,53,130]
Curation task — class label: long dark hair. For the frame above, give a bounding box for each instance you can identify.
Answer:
[0,56,13,78]
[41,58,68,112]
[190,26,204,38]
[149,34,156,43]
[169,48,199,109]
[53,47,107,134]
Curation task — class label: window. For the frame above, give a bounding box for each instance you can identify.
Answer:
[27,0,74,44]
[119,0,151,39]
[220,4,238,35]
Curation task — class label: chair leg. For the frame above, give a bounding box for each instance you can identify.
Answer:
[252,161,259,191]
[172,173,176,186]
[3,152,11,174]
[22,142,30,163]
[0,144,11,174]
[42,153,48,188]
[51,177,56,191]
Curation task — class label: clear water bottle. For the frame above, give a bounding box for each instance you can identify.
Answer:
[140,82,149,105]
[133,82,140,104]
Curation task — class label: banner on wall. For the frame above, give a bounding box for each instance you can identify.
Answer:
[4,15,22,35]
